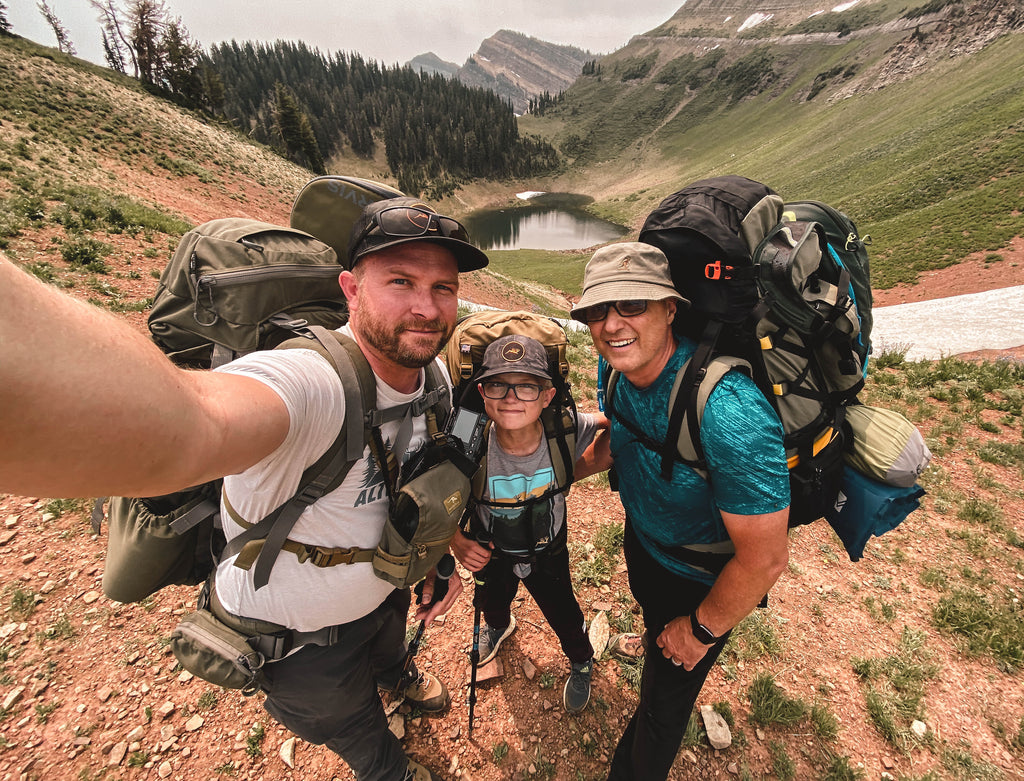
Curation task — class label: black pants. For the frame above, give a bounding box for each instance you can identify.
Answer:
[258,588,412,781]
[607,519,730,781]
[479,543,593,664]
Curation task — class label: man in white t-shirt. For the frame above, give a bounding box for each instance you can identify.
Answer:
[0,197,488,781]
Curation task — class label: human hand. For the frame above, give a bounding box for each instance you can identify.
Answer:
[450,529,493,572]
[656,615,710,671]
[414,557,463,626]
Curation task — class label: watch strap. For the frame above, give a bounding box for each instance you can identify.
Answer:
[690,611,719,645]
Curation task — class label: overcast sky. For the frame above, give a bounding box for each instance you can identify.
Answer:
[9,0,686,68]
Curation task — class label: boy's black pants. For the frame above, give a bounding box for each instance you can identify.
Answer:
[478,542,593,664]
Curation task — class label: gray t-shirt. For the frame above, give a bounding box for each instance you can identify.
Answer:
[474,412,598,576]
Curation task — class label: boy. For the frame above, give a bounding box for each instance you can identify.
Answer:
[451,334,608,713]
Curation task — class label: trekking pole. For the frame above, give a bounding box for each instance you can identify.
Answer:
[467,531,492,737]
[393,553,455,698]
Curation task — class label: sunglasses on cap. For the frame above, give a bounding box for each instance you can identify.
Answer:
[352,205,470,251]
[577,299,649,324]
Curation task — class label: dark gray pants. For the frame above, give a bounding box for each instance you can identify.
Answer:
[259,588,412,781]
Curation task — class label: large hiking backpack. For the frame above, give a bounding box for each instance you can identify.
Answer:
[290,175,406,265]
[96,177,419,602]
[443,310,579,553]
[147,219,349,368]
[628,175,873,528]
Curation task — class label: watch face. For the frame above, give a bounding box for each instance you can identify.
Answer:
[690,612,716,644]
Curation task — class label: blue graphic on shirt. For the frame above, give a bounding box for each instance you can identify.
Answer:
[488,468,555,513]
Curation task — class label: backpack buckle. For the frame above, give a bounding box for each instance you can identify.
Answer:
[705,259,733,280]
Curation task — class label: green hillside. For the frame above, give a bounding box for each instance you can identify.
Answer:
[520,1,1024,289]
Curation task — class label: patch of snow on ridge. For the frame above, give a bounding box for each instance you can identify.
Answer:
[833,1,861,11]
[516,191,545,200]
[737,13,774,33]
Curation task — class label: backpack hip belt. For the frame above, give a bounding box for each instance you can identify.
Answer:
[206,579,346,661]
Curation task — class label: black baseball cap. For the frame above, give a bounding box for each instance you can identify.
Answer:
[346,196,489,272]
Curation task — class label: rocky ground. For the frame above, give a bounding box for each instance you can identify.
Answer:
[0,169,1022,780]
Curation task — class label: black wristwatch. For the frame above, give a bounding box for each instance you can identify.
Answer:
[690,611,721,645]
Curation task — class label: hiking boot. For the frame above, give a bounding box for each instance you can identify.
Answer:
[399,671,448,713]
[563,658,593,713]
[404,757,442,780]
[608,632,645,659]
[477,615,516,666]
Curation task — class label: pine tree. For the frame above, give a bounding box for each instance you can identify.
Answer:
[0,2,12,36]
[273,83,325,175]
[37,0,76,55]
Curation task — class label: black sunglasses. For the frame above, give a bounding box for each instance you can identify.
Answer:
[353,205,470,252]
[578,299,649,323]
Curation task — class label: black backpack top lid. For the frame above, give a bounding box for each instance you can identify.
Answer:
[639,176,783,324]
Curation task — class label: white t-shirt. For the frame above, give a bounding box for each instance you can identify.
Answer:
[213,325,442,631]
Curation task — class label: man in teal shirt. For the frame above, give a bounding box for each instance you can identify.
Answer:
[570,242,791,781]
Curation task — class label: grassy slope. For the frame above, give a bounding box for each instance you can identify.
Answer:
[518,21,1024,291]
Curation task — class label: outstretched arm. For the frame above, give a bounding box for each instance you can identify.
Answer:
[0,255,289,498]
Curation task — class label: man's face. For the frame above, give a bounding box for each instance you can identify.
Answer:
[587,298,677,388]
[345,243,460,369]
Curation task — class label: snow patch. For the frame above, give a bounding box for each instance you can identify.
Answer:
[737,12,774,33]
[832,1,861,11]
[516,191,546,200]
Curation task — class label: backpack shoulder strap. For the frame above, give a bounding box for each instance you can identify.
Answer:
[668,355,751,479]
[218,327,376,588]
[541,405,577,495]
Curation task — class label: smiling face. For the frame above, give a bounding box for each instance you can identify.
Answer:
[479,371,557,436]
[340,242,459,390]
[587,298,678,388]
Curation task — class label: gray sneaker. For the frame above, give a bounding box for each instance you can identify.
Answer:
[477,615,516,666]
[563,658,593,713]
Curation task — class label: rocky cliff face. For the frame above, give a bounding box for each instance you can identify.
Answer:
[409,29,592,114]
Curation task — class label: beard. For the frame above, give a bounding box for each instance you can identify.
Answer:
[356,303,454,369]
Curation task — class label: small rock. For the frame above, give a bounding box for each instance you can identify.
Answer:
[591,601,614,612]
[0,531,16,545]
[184,715,204,732]
[21,553,36,565]
[588,611,609,658]
[96,687,115,703]
[388,713,405,740]
[5,515,17,527]
[700,705,732,750]
[449,723,461,740]
[2,686,25,711]
[157,761,172,778]
[39,581,57,595]
[82,591,101,604]
[475,657,503,683]
[156,701,175,720]
[279,736,296,768]
[125,726,145,742]
[882,756,894,769]
[727,762,740,775]
[522,659,536,680]
[108,741,128,767]
[911,719,927,738]
[681,750,698,764]
[177,671,193,683]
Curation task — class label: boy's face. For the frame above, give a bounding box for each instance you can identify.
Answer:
[479,371,557,433]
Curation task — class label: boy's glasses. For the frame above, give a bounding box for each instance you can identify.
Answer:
[578,299,649,323]
[480,381,543,401]
[353,205,469,250]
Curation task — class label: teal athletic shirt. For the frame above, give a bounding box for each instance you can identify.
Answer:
[609,339,790,585]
